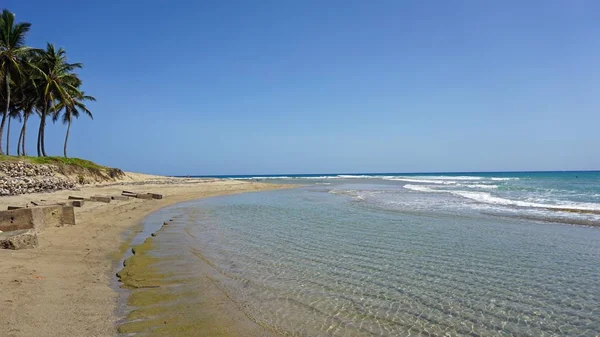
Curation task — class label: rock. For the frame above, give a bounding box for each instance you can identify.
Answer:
[0,229,38,250]
[0,161,76,196]
[0,161,57,177]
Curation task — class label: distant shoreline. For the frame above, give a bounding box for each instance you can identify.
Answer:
[183,170,600,179]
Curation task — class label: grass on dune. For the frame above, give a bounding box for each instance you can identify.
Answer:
[0,155,108,170]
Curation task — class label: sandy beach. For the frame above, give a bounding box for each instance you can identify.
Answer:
[0,173,290,337]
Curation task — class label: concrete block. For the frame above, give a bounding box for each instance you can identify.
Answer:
[150,193,163,199]
[136,193,154,200]
[111,196,129,201]
[68,196,85,200]
[7,206,25,210]
[0,208,35,232]
[70,200,84,207]
[31,206,59,230]
[0,205,76,233]
[0,229,38,250]
[61,206,75,225]
[90,196,111,203]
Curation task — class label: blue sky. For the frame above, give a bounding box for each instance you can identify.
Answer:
[4,1,600,175]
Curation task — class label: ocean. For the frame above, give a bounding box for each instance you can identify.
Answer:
[132,172,600,336]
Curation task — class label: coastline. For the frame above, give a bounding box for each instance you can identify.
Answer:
[0,176,293,337]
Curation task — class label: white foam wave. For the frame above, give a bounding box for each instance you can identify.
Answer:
[413,176,483,181]
[232,175,340,180]
[329,189,378,201]
[231,174,520,182]
[384,178,457,185]
[403,184,437,192]
[403,185,600,211]
[230,176,294,180]
[458,184,498,189]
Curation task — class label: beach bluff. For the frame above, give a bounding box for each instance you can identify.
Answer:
[0,159,125,196]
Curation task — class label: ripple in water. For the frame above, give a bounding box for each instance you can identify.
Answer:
[157,187,600,336]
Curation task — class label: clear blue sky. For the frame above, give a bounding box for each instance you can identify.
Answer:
[5,1,600,175]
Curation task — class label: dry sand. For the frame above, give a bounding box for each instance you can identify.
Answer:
[0,174,291,337]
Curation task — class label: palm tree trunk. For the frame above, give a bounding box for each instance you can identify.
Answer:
[0,73,10,155]
[17,124,23,156]
[37,108,45,157]
[0,112,6,156]
[63,120,71,158]
[37,118,46,157]
[21,114,28,156]
[41,121,47,157]
[6,116,11,155]
[41,101,51,157]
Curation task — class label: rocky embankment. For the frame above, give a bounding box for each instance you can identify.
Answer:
[0,162,76,196]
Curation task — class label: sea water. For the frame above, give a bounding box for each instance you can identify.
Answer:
[148,172,600,336]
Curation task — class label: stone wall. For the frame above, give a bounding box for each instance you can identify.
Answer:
[0,162,76,196]
[0,162,55,177]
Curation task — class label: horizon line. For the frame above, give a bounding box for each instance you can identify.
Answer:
[176,169,600,177]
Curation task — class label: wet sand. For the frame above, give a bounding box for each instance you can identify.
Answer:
[0,176,291,337]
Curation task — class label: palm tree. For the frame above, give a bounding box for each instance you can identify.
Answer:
[14,75,37,156]
[30,43,82,156]
[5,100,21,155]
[54,90,94,158]
[0,9,31,155]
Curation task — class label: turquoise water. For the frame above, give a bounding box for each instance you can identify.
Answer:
[152,172,600,336]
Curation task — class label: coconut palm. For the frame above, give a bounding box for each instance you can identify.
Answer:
[14,75,37,156]
[0,9,31,155]
[54,90,94,158]
[0,84,18,155]
[5,100,20,155]
[30,43,82,156]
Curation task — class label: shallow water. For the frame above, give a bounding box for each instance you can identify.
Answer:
[140,181,600,336]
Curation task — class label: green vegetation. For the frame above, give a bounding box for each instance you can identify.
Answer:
[0,154,110,170]
[0,9,95,158]
[28,156,107,170]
